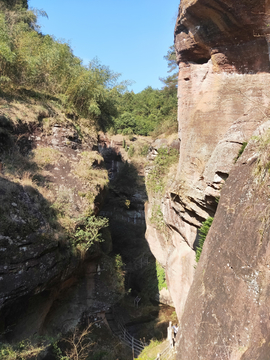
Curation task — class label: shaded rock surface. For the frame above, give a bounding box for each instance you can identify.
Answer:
[145,0,270,327]
[147,0,270,359]
[0,117,114,341]
[176,130,270,360]
[99,138,174,306]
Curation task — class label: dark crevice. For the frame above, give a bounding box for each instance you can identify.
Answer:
[193,57,210,64]
[171,203,205,226]
[216,171,229,181]
[168,223,189,245]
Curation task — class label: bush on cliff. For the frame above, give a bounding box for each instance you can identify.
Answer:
[234,141,248,163]
[196,216,213,262]
[73,214,109,255]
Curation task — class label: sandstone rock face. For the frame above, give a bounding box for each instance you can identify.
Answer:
[176,130,270,360]
[146,0,270,323]
[159,0,270,358]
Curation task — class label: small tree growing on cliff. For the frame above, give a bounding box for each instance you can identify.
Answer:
[53,323,94,360]
[196,217,213,262]
[74,214,109,255]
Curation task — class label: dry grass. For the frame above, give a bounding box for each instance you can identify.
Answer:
[31,147,62,169]
[73,151,108,189]
[78,118,98,140]
[0,94,69,128]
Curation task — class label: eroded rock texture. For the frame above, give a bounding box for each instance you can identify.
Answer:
[167,0,270,359]
[176,127,270,360]
[0,121,115,341]
[146,0,270,326]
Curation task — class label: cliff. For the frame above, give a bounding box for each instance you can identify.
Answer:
[160,0,270,358]
[145,0,270,342]
[176,123,270,359]
[0,99,122,343]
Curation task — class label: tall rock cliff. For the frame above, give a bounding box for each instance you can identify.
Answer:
[146,0,270,331]
[0,102,122,343]
[177,124,270,359]
[166,0,270,359]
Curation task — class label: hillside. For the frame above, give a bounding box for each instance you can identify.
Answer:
[3,0,270,359]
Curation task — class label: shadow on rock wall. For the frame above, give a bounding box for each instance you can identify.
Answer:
[99,145,161,303]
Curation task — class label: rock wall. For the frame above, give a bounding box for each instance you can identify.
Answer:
[164,0,270,358]
[176,124,270,360]
[0,111,117,342]
[145,0,270,325]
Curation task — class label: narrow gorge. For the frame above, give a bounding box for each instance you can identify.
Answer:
[1,0,270,359]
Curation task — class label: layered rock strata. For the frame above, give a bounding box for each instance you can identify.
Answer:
[167,0,270,358]
[146,0,270,323]
[0,118,115,341]
[176,125,270,360]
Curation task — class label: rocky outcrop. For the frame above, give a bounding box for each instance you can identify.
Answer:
[152,0,270,358]
[176,126,270,360]
[0,109,118,342]
[145,0,270,323]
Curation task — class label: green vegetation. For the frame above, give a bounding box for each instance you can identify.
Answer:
[0,1,177,136]
[99,253,126,300]
[73,215,109,255]
[147,147,178,196]
[137,259,168,301]
[0,321,132,360]
[156,261,167,291]
[113,46,178,137]
[196,217,214,263]
[137,339,163,360]
[0,0,126,131]
[127,143,135,157]
[0,338,46,360]
[234,141,248,163]
[113,86,177,136]
[0,3,180,357]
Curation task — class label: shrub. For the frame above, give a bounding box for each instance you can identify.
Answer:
[139,144,149,156]
[156,262,167,291]
[73,215,109,254]
[127,144,135,157]
[0,4,127,131]
[195,217,213,262]
[234,142,248,163]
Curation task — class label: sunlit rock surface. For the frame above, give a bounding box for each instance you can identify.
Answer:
[162,0,270,359]
[145,0,270,329]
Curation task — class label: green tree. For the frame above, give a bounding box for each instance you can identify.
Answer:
[113,45,178,136]
[74,215,109,253]
[159,45,178,92]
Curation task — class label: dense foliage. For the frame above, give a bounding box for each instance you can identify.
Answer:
[113,46,178,136]
[113,85,177,136]
[0,0,126,130]
[74,215,109,254]
[0,1,178,135]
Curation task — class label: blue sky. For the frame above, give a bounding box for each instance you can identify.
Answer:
[28,0,180,93]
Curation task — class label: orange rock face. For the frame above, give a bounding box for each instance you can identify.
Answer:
[167,0,270,359]
[145,0,270,338]
[176,130,270,360]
